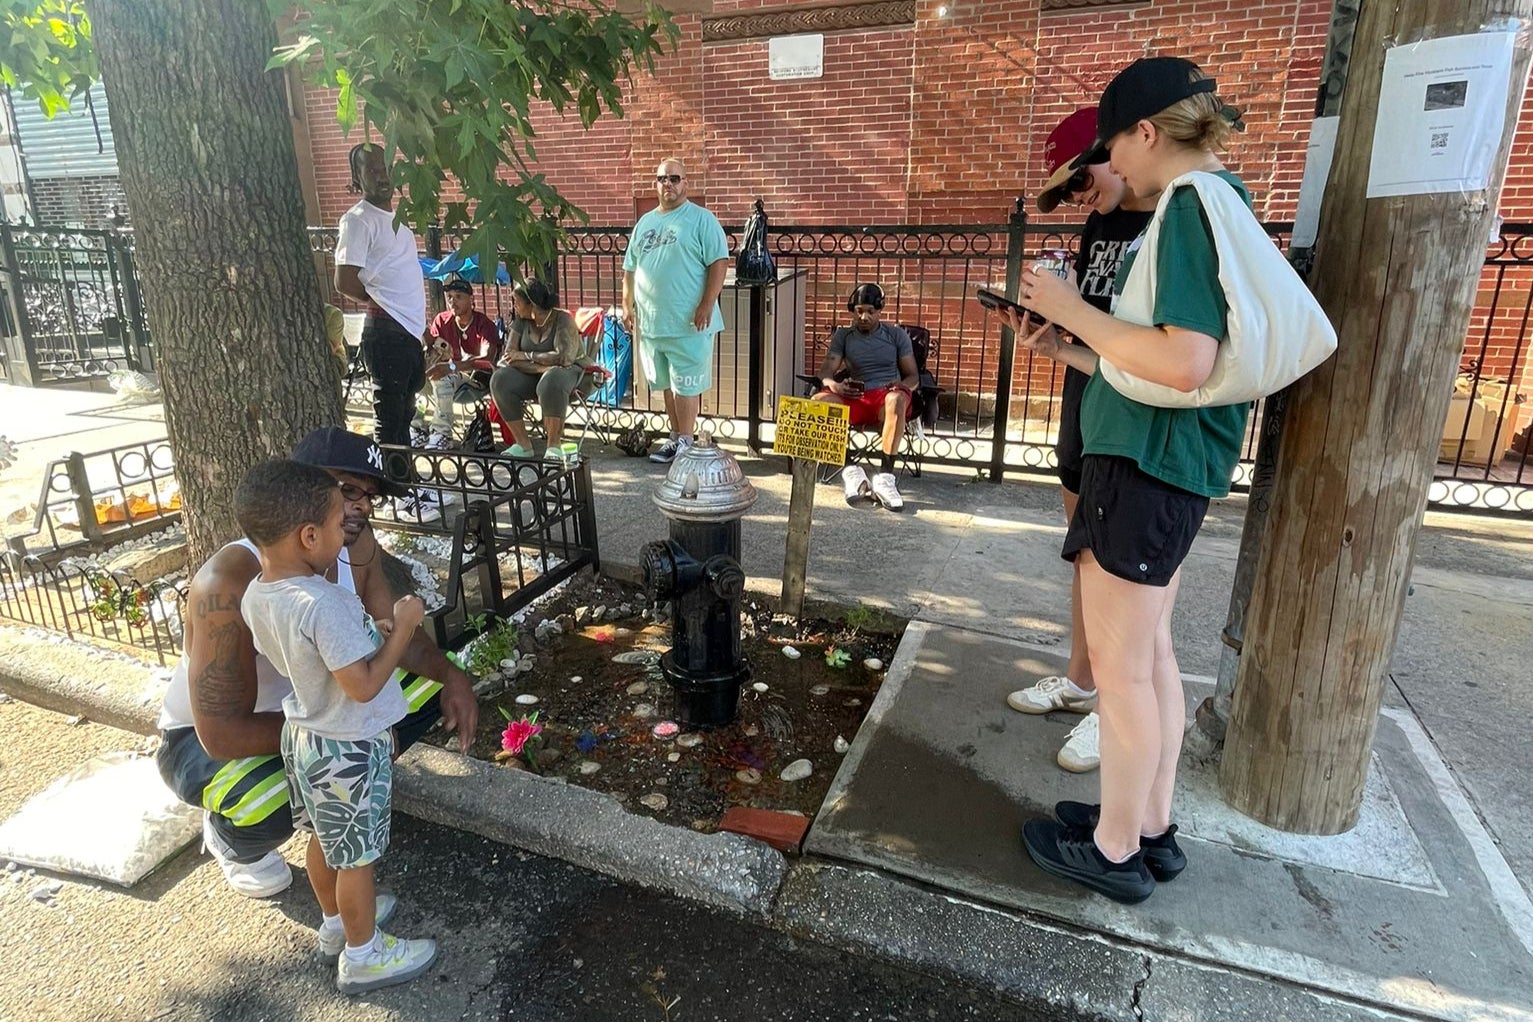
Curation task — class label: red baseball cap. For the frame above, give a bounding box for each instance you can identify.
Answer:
[1037,107,1098,213]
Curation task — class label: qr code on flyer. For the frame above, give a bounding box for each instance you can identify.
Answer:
[1431,131,1450,150]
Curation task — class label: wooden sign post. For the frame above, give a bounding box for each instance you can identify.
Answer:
[773,396,849,618]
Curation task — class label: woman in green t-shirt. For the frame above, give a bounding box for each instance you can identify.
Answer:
[489,278,591,460]
[1006,57,1250,904]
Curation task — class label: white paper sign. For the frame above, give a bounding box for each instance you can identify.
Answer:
[1366,31,1518,198]
[769,34,824,80]
[1292,116,1340,248]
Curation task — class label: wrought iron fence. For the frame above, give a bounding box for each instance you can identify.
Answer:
[8,438,182,559]
[0,224,152,386]
[0,555,185,665]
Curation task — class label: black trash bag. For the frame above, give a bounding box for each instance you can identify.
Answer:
[735,198,775,286]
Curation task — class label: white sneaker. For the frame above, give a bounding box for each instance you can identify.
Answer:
[1057,712,1101,773]
[869,471,904,511]
[317,893,400,961]
[648,434,693,464]
[202,813,292,899]
[425,431,451,451]
[393,492,442,523]
[336,931,439,995]
[1006,675,1097,715]
[842,465,872,505]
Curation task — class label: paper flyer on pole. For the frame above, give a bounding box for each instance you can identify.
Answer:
[1366,30,1518,198]
[1293,116,1340,248]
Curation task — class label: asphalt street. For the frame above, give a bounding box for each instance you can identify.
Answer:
[2,698,1065,1022]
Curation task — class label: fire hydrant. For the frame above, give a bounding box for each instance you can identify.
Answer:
[639,433,757,728]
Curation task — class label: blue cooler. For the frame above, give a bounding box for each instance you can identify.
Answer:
[592,316,633,406]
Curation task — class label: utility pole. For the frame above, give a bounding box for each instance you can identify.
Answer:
[1220,0,1533,833]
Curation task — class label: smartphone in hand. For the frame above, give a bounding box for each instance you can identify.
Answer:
[975,287,1029,316]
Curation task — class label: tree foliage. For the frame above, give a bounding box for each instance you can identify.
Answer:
[271,0,674,274]
[0,1,96,115]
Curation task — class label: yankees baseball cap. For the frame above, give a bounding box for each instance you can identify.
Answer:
[1074,57,1218,168]
[291,426,408,497]
[1037,107,1099,213]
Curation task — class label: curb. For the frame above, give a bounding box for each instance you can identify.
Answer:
[0,628,166,736]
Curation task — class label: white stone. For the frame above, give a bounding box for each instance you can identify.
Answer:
[517,660,535,674]
[639,792,668,811]
[780,759,813,782]
[735,768,761,785]
[578,760,601,775]
[666,752,681,763]
[810,684,830,696]
[569,676,582,684]
[593,605,607,621]
[782,646,801,660]
[626,681,649,696]
[676,733,703,748]
[834,735,851,754]
[515,693,539,705]
[863,657,884,671]
[751,681,769,693]
[632,703,655,719]
[500,657,518,669]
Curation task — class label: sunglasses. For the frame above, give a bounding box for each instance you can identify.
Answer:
[655,174,683,184]
[338,482,385,509]
[1063,165,1094,195]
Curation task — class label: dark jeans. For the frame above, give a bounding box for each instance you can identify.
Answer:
[361,314,425,447]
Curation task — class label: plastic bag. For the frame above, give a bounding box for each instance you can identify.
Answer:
[0,752,201,886]
[735,198,776,286]
[107,369,160,399]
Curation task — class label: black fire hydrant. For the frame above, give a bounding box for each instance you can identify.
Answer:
[639,434,757,728]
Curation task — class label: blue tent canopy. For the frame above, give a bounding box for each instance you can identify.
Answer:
[418,248,511,285]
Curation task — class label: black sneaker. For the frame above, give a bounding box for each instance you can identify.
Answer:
[1054,801,1187,882]
[1021,818,1156,904]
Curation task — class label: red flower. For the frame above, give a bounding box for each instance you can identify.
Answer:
[501,715,543,755]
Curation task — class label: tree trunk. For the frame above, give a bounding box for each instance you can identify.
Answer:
[90,0,341,567]
[1220,0,1533,833]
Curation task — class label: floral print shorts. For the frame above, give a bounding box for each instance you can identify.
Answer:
[280,723,393,869]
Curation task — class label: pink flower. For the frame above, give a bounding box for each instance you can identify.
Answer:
[501,715,544,755]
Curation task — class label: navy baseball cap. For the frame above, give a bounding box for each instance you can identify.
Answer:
[442,278,473,295]
[291,427,408,497]
[1074,57,1217,168]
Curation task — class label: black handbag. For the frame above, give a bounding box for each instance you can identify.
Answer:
[734,198,775,286]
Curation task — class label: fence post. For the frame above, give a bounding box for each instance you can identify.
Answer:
[65,452,103,543]
[0,224,39,386]
[989,199,1027,482]
[111,235,153,373]
[426,225,445,315]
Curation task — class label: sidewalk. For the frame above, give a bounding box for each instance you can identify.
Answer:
[4,385,1533,1019]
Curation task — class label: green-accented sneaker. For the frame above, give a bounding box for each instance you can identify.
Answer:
[316,893,400,961]
[335,930,438,995]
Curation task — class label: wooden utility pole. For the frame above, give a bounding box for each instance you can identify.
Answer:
[1221,0,1533,833]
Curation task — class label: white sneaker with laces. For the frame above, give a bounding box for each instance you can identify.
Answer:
[870,471,904,511]
[648,434,693,464]
[424,431,451,451]
[393,493,442,523]
[336,931,439,995]
[1057,711,1101,773]
[202,813,292,899]
[317,893,400,961]
[1006,675,1097,715]
[842,465,872,505]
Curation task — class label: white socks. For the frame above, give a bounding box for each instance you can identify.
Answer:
[343,928,381,961]
[1064,678,1094,699]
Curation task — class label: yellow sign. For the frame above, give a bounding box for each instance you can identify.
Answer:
[774,396,850,465]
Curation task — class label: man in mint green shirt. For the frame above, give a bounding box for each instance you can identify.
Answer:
[621,158,730,464]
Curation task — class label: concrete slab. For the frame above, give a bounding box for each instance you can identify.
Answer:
[806,621,1533,1022]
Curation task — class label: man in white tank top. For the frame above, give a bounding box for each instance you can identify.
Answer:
[155,428,479,897]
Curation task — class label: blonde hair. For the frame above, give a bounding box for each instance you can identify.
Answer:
[1148,72,1234,152]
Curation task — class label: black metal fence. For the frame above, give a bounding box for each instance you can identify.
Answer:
[0,224,153,386]
[7,438,182,559]
[0,555,185,665]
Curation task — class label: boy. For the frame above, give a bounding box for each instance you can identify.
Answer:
[234,459,437,994]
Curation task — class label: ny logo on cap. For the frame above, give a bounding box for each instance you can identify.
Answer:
[367,444,383,471]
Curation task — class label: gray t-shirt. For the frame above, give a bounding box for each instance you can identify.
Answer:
[827,323,913,389]
[241,574,405,741]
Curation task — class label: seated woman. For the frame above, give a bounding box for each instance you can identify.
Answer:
[488,278,591,460]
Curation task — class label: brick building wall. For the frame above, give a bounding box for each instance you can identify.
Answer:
[27,174,128,229]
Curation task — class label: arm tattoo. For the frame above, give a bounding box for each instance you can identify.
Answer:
[195,592,241,618]
[193,620,250,719]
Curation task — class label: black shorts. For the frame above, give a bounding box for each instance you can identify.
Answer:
[1055,363,1090,494]
[1061,455,1208,587]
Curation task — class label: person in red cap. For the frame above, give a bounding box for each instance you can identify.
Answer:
[1005,107,1158,779]
[1014,57,1252,903]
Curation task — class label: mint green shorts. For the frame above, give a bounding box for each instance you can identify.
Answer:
[639,332,714,397]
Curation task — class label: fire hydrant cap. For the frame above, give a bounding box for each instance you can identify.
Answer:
[651,433,758,521]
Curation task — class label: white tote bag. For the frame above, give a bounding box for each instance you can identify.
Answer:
[1099,171,1337,408]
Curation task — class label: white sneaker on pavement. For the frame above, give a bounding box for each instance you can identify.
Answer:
[1006,675,1097,715]
[1057,712,1101,773]
[393,492,442,523]
[648,435,693,464]
[336,931,439,995]
[202,812,292,899]
[869,471,904,511]
[842,465,872,505]
[317,893,400,961]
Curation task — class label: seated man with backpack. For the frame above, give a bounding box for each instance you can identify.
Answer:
[812,283,919,511]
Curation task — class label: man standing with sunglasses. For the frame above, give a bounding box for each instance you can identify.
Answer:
[156,427,480,903]
[621,158,730,463]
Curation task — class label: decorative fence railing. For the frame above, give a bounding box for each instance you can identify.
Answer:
[0,555,185,666]
[0,224,153,386]
[7,438,182,559]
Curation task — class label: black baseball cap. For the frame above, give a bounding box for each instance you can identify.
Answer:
[1074,57,1218,168]
[291,426,408,497]
[442,278,473,295]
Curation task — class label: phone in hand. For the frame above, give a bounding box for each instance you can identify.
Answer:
[975,287,1030,316]
[842,378,865,397]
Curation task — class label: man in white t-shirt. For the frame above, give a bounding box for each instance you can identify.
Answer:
[333,143,441,520]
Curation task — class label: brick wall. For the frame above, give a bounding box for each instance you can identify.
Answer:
[28,175,128,229]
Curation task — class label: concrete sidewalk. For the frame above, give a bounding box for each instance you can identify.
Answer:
[6,385,1533,1020]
